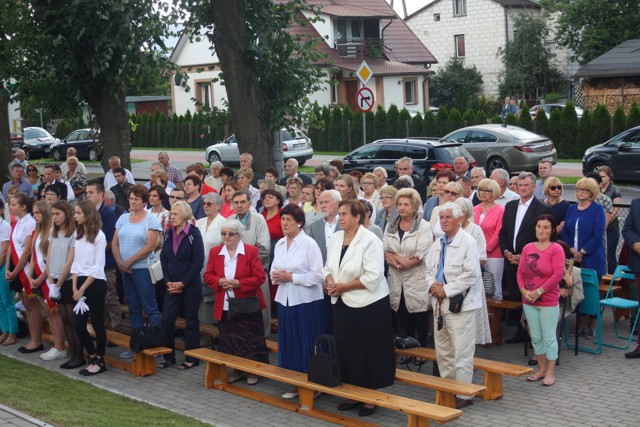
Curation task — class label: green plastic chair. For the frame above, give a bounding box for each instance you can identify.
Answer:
[600,265,639,350]
[564,269,602,355]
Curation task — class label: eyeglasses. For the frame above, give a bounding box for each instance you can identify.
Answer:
[221,231,238,237]
[361,182,374,186]
[478,188,491,193]
[444,190,459,196]
[381,196,394,200]
[169,195,185,200]
[202,202,216,207]
[549,185,562,191]
[576,188,591,193]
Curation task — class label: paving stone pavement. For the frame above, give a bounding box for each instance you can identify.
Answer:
[1,313,639,427]
[0,404,52,427]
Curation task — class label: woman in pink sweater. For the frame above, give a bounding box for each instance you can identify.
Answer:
[518,214,565,386]
[474,178,505,299]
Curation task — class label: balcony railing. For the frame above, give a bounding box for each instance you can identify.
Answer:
[335,38,384,59]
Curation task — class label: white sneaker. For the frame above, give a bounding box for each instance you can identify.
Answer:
[41,348,68,361]
[40,348,55,359]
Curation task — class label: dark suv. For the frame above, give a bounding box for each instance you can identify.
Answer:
[582,125,640,182]
[341,138,476,182]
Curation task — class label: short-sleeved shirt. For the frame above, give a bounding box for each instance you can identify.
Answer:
[0,218,11,243]
[115,212,162,269]
[48,230,76,279]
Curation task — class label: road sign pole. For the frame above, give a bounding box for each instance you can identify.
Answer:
[363,114,366,145]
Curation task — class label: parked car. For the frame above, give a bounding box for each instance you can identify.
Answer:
[530,103,584,119]
[205,127,313,165]
[11,127,60,159]
[341,138,476,183]
[50,128,103,161]
[582,125,640,182]
[442,124,557,174]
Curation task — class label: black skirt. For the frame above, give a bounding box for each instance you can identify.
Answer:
[218,310,269,364]
[333,295,395,389]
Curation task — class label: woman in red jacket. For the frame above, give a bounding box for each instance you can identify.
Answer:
[204,218,268,385]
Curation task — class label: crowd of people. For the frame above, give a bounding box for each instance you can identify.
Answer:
[2,149,640,415]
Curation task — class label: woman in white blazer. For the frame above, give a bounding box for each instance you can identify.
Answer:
[323,200,395,417]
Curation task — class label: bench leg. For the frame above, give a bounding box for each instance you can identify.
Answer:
[483,372,503,400]
[488,307,503,346]
[298,387,315,411]
[204,361,228,389]
[434,390,456,408]
[132,353,156,377]
[407,414,430,427]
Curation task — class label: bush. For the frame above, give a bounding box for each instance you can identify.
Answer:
[350,110,363,150]
[423,111,436,136]
[627,102,640,129]
[340,105,353,152]
[365,111,375,143]
[534,109,548,136]
[491,115,503,124]
[504,113,518,125]
[612,105,626,135]
[475,111,488,125]
[591,104,612,146]
[576,108,592,156]
[409,113,423,137]
[373,106,387,141]
[329,107,343,151]
[447,108,463,133]
[386,104,400,138]
[560,102,578,158]
[398,108,411,137]
[546,109,562,152]
[435,106,448,137]
[462,108,475,126]
[518,105,532,131]
[318,106,331,151]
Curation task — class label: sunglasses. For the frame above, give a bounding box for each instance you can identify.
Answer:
[221,231,238,237]
[202,202,216,207]
[444,190,459,196]
[576,188,591,193]
[549,185,562,191]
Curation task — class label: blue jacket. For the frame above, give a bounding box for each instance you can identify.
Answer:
[160,225,205,287]
[560,202,606,276]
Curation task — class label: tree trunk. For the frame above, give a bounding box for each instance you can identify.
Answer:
[86,89,131,172]
[0,85,13,182]
[211,0,274,174]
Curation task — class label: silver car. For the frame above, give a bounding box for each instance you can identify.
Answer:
[443,124,557,174]
[205,128,313,165]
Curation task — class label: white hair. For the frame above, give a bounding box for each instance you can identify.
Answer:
[240,153,253,162]
[491,168,509,184]
[221,219,245,238]
[322,189,342,203]
[373,166,388,178]
[286,158,299,167]
[211,161,224,169]
[471,167,486,177]
[203,192,223,205]
[454,198,474,222]
[396,156,413,167]
[439,202,462,219]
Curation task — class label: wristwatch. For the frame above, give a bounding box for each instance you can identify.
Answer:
[536,288,543,296]
[580,249,587,255]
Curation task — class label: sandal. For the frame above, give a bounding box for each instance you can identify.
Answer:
[159,358,176,369]
[526,373,545,382]
[178,361,199,370]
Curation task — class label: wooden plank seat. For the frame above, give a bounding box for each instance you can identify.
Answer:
[264,340,485,408]
[394,347,532,401]
[186,348,462,427]
[486,298,524,345]
[88,328,171,377]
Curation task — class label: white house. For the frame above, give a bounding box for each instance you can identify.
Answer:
[170,0,438,116]
[405,0,578,98]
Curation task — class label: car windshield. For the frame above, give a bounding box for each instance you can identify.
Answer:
[504,127,544,140]
[24,128,50,139]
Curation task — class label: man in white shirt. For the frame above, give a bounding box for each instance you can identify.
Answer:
[228,190,272,337]
[104,156,135,190]
[426,202,483,409]
[60,147,87,176]
[490,168,520,207]
[453,156,470,180]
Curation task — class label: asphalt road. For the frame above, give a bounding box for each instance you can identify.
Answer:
[85,149,640,204]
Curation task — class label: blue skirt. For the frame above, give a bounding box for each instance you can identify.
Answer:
[277,298,328,373]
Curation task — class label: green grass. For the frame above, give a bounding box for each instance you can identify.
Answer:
[133,147,206,152]
[556,176,580,184]
[558,159,582,163]
[30,158,146,165]
[0,355,211,427]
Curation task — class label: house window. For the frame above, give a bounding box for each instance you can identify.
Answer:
[403,78,418,105]
[434,13,441,22]
[195,80,213,111]
[350,19,362,39]
[453,0,467,16]
[455,35,465,57]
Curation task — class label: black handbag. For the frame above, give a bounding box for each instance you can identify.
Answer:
[394,336,420,350]
[225,290,260,320]
[307,335,341,387]
[449,288,470,313]
[129,325,166,353]
[482,269,495,296]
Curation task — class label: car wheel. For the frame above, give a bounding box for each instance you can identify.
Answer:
[486,156,509,175]
[208,151,221,164]
[88,147,99,162]
[52,148,63,161]
[589,161,606,174]
[24,151,30,160]
[296,158,307,166]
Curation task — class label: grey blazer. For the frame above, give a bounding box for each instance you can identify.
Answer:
[306,217,341,264]
[375,207,398,235]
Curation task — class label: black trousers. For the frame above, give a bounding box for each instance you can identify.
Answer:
[504,268,523,324]
[397,291,429,346]
[74,277,107,356]
[161,283,202,363]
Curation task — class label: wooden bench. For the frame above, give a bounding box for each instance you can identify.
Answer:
[88,327,171,377]
[265,340,485,409]
[486,298,523,345]
[394,347,531,401]
[186,348,462,427]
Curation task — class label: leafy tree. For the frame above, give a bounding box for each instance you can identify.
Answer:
[535,109,548,135]
[497,15,564,99]
[434,106,448,137]
[19,0,176,170]
[576,108,592,156]
[518,105,533,131]
[386,104,400,138]
[491,115,504,124]
[475,111,488,125]
[591,104,612,146]
[546,109,563,154]
[628,102,640,129]
[398,108,411,137]
[423,111,436,136]
[505,113,518,126]
[179,0,328,173]
[447,108,463,133]
[612,106,627,135]
[560,102,578,158]
[409,114,423,137]
[462,108,475,126]
[430,58,483,111]
[373,106,387,141]
[540,0,640,64]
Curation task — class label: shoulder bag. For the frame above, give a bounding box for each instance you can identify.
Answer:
[307,335,341,387]
[225,289,260,320]
[130,324,166,352]
[145,215,163,284]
